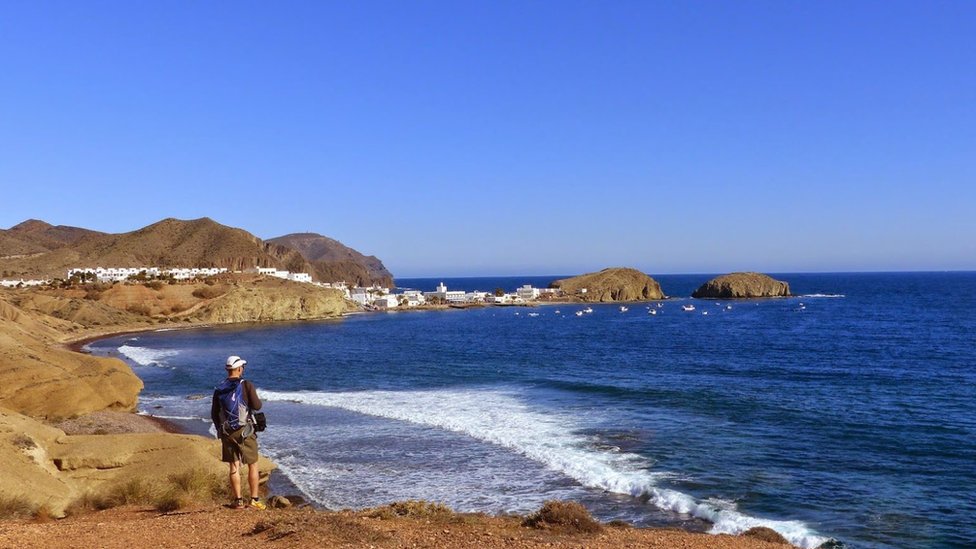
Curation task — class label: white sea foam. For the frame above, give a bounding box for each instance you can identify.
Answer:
[260,388,828,548]
[117,345,179,368]
[799,293,845,298]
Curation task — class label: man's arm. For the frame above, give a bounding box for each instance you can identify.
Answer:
[244,380,262,411]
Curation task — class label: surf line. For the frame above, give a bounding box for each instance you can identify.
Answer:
[260,388,829,549]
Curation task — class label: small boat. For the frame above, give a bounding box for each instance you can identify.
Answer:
[528,312,539,317]
[682,304,695,312]
[702,311,709,315]
[554,310,561,314]
[619,306,628,312]
[648,309,657,315]
[575,310,584,317]
[583,307,593,314]
[657,303,663,308]
[726,305,732,310]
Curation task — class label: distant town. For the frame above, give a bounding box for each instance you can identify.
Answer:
[0,266,565,308]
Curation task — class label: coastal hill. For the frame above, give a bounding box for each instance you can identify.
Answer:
[0,219,105,258]
[267,232,394,287]
[550,268,665,302]
[0,218,392,286]
[692,272,791,298]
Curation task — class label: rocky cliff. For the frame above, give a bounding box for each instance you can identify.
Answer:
[267,233,394,287]
[1,407,273,516]
[691,272,791,298]
[550,268,665,302]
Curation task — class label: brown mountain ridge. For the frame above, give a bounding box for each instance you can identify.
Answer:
[267,232,394,287]
[0,218,393,286]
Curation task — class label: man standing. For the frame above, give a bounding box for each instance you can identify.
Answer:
[211,355,266,510]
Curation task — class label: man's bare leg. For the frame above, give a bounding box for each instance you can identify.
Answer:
[229,460,242,499]
[247,463,259,499]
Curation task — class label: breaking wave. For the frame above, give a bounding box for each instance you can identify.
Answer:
[260,387,829,548]
[117,345,180,368]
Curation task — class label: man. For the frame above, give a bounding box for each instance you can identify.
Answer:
[211,354,266,510]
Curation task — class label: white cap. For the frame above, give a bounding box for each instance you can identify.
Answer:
[225,355,247,370]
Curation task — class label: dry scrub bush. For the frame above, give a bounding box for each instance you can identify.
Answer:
[0,495,36,519]
[126,303,152,316]
[145,281,165,290]
[12,433,36,450]
[522,501,603,533]
[742,526,790,544]
[367,500,454,520]
[192,286,224,299]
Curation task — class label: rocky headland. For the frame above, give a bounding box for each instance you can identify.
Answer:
[550,267,665,302]
[0,274,353,516]
[692,272,791,299]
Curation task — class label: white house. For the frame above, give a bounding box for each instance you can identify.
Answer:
[1,279,47,288]
[516,284,540,301]
[373,294,399,309]
[445,290,466,303]
[464,291,488,303]
[400,290,426,307]
[288,272,312,283]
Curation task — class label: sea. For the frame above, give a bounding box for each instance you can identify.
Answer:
[86,272,976,549]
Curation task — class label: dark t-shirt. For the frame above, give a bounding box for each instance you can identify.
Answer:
[211,378,262,429]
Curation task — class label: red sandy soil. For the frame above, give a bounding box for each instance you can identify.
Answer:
[0,505,790,549]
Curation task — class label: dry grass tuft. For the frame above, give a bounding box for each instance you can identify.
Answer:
[65,469,226,515]
[0,495,37,519]
[522,500,603,534]
[367,500,454,520]
[11,433,36,450]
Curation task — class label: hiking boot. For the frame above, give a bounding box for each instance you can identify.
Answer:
[249,498,266,510]
[230,497,246,510]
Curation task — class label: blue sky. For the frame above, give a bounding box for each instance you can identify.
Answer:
[1,2,973,276]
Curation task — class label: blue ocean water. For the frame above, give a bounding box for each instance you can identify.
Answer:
[89,273,976,549]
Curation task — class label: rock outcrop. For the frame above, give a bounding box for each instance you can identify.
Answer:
[0,407,274,516]
[691,272,791,299]
[550,268,665,302]
[189,276,354,323]
[0,297,143,420]
[0,275,353,515]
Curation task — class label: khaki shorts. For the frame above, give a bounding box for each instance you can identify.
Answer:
[221,432,259,465]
